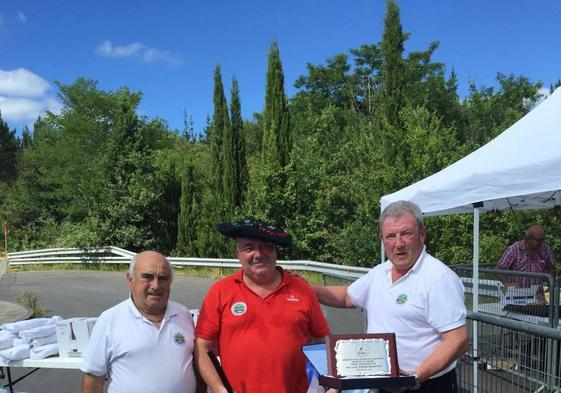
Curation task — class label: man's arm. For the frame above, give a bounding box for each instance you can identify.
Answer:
[195,337,231,393]
[544,245,556,277]
[81,373,105,393]
[311,285,355,308]
[414,325,468,383]
[496,246,516,287]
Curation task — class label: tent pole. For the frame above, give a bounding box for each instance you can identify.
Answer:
[472,207,480,393]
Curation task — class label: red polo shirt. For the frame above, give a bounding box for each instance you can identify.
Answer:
[196,267,330,393]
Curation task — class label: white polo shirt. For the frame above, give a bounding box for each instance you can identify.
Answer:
[81,298,197,393]
[348,248,466,377]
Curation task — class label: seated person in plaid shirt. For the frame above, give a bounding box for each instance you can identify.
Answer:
[496,225,556,301]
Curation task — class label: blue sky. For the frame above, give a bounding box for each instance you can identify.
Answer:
[1,1,560,136]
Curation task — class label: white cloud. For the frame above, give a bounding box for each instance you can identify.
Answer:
[0,68,61,124]
[16,10,27,24]
[97,40,144,58]
[142,48,182,65]
[0,96,61,122]
[96,40,182,65]
[0,68,50,97]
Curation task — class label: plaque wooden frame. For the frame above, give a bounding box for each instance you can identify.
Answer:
[326,333,399,378]
[302,342,416,390]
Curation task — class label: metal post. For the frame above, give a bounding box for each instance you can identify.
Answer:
[472,207,480,393]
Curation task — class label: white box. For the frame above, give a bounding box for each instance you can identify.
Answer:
[500,285,540,305]
[56,318,97,358]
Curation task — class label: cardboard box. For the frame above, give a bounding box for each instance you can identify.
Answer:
[56,318,97,358]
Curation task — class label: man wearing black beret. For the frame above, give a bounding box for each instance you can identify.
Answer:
[195,219,330,393]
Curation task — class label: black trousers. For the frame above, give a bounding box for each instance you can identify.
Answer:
[380,369,458,393]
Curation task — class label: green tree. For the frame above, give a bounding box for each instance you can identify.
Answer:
[286,107,382,265]
[210,65,230,200]
[246,42,292,227]
[262,41,291,169]
[21,125,33,150]
[193,66,231,256]
[380,0,407,129]
[462,73,542,147]
[0,114,19,183]
[227,77,247,209]
[3,78,183,252]
[176,159,201,256]
[293,53,355,114]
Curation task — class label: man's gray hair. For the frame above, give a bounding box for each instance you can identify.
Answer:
[128,253,174,280]
[380,200,425,231]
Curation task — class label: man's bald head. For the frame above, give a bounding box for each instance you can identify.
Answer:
[526,225,545,241]
[525,224,545,253]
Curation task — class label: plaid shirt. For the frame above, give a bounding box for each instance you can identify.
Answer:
[496,239,555,287]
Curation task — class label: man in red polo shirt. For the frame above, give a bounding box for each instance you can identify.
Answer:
[195,219,330,393]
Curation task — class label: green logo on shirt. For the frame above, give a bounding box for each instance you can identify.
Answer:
[175,333,185,344]
[396,294,408,304]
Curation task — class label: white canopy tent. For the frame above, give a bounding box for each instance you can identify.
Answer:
[381,86,561,215]
[380,87,561,391]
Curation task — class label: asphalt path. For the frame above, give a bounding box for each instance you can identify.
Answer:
[0,270,365,392]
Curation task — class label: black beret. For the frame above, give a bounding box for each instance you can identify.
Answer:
[217,219,292,247]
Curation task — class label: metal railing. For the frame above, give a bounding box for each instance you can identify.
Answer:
[453,265,561,393]
[461,312,561,393]
[6,247,370,279]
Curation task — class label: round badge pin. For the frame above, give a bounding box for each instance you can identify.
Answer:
[231,302,247,316]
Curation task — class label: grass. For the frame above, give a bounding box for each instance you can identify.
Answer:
[14,291,48,317]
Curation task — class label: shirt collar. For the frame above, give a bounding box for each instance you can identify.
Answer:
[234,266,288,290]
[383,246,427,279]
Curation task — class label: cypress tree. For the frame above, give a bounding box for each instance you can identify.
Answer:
[262,41,290,169]
[210,65,230,199]
[380,0,407,128]
[229,77,247,208]
[246,41,291,227]
[201,65,231,257]
[222,80,235,215]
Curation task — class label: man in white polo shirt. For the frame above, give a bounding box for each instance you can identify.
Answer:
[81,251,201,393]
[312,201,468,393]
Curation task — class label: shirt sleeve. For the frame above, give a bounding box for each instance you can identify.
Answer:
[194,283,221,341]
[426,271,467,333]
[80,315,110,376]
[304,284,331,338]
[544,244,556,273]
[496,244,515,270]
[348,269,376,310]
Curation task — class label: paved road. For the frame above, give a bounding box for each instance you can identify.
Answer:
[0,270,365,392]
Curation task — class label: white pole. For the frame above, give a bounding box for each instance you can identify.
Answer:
[472,207,480,393]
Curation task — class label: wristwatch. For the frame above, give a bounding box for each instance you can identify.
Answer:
[411,373,422,390]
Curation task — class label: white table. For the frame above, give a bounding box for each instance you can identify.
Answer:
[0,356,81,369]
[0,356,82,392]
